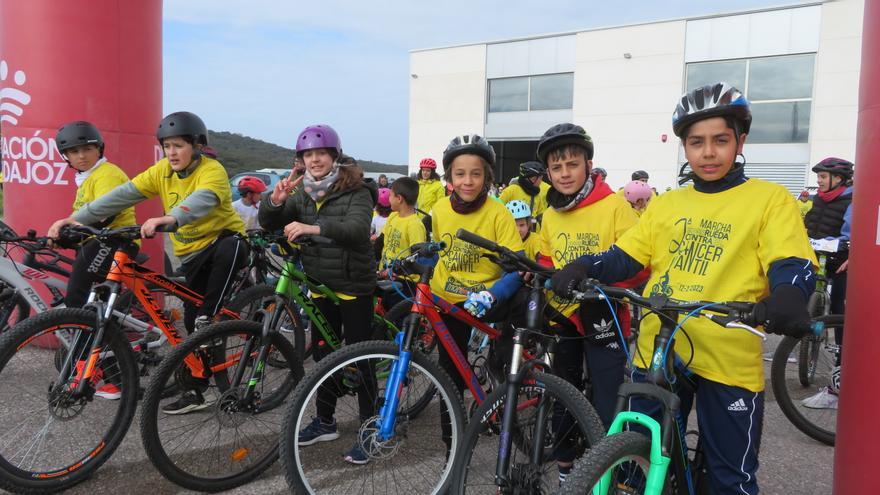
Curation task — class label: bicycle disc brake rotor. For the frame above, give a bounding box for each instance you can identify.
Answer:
[46,380,89,420]
[216,386,256,428]
[507,462,546,494]
[359,415,405,461]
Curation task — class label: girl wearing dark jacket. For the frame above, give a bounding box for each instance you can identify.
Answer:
[258,124,376,464]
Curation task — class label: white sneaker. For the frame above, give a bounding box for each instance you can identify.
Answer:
[802,387,838,410]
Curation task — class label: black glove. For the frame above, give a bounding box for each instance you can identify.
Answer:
[550,262,592,299]
[752,285,811,337]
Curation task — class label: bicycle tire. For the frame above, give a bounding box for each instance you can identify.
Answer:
[281,340,465,494]
[799,292,827,386]
[451,371,605,493]
[226,284,306,367]
[0,308,139,494]
[559,431,663,495]
[771,315,842,446]
[0,288,29,333]
[139,320,303,491]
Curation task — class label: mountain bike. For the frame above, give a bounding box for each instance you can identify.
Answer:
[557,282,824,494]
[449,229,605,494]
[280,231,599,494]
[137,234,411,492]
[0,224,273,494]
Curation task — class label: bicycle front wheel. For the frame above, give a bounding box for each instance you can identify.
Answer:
[771,315,841,446]
[559,431,661,495]
[451,371,605,493]
[0,308,139,493]
[281,340,464,494]
[139,320,303,492]
[226,284,306,367]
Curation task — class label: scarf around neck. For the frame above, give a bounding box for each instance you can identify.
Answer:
[517,175,541,196]
[303,165,340,202]
[548,175,594,212]
[449,188,489,214]
[817,185,846,203]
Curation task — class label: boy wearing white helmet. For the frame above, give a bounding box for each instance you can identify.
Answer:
[505,200,540,261]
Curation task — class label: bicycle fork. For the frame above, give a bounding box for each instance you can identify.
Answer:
[377,311,419,441]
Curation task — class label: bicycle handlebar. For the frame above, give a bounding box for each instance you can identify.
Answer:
[455,229,554,276]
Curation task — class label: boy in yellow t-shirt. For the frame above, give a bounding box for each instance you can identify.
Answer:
[48,121,138,312]
[377,177,427,311]
[551,83,817,494]
[499,161,550,231]
[504,200,540,261]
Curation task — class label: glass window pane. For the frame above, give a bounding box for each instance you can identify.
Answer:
[488,77,528,112]
[686,60,746,92]
[748,101,811,143]
[748,54,815,100]
[530,73,573,111]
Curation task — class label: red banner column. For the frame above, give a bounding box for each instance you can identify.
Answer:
[0,0,163,268]
[834,0,880,491]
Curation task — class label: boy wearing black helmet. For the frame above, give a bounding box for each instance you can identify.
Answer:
[550,83,817,494]
[49,112,247,413]
[499,160,550,231]
[801,157,854,409]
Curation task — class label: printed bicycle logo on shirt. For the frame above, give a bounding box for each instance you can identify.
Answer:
[651,217,733,297]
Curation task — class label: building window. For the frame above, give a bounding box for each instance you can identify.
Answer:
[488,73,573,113]
[685,54,815,144]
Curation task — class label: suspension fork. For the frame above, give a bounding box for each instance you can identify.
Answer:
[71,282,122,395]
[377,311,419,441]
[233,296,286,403]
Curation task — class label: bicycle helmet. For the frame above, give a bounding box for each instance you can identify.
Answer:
[56,121,105,156]
[811,157,854,181]
[296,124,341,158]
[593,167,607,179]
[442,134,496,167]
[623,180,653,203]
[505,200,532,220]
[672,82,751,138]
[237,176,268,195]
[536,123,594,164]
[631,170,649,181]
[377,187,392,207]
[519,161,545,178]
[156,111,208,145]
[419,157,437,169]
[798,190,810,199]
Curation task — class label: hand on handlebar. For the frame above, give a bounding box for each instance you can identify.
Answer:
[47,217,82,242]
[283,221,321,242]
[141,216,178,239]
[751,285,811,338]
[464,290,495,318]
[550,262,592,299]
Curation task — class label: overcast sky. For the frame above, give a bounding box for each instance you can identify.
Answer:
[163,0,810,165]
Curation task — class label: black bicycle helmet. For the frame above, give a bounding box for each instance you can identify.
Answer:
[812,157,854,181]
[592,167,607,179]
[672,82,751,138]
[519,161,545,178]
[631,170,649,181]
[56,121,104,156]
[536,123,594,164]
[442,134,496,167]
[156,111,208,146]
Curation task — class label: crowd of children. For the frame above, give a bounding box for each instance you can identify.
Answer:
[41,81,836,490]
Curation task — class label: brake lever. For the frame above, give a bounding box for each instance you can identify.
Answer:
[704,314,766,340]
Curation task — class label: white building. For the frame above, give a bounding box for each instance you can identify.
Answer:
[408,0,863,193]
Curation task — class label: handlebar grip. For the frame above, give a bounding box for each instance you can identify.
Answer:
[796,319,826,337]
[410,241,446,255]
[456,229,500,253]
[155,223,178,233]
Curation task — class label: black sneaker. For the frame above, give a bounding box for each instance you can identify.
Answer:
[162,392,214,415]
[194,315,212,332]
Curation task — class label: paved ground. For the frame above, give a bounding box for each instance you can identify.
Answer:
[0,337,832,495]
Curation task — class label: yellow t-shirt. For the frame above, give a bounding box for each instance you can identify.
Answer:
[615,179,817,392]
[73,161,137,232]
[798,200,813,219]
[540,192,638,317]
[417,179,445,214]
[430,197,523,303]
[500,181,551,220]
[381,211,428,267]
[131,157,244,257]
[521,232,541,262]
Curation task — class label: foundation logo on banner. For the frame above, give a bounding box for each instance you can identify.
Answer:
[0,60,31,125]
[1,59,70,186]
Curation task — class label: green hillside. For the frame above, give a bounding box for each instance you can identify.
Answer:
[208,130,407,176]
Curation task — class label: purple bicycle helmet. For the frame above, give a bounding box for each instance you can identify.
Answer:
[296,124,341,158]
[377,188,392,207]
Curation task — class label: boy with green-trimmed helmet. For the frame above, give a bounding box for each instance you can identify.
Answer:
[550,83,818,494]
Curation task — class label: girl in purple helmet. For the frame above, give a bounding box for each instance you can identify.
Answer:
[259,124,377,465]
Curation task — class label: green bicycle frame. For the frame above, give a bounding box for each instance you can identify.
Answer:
[593,412,671,495]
